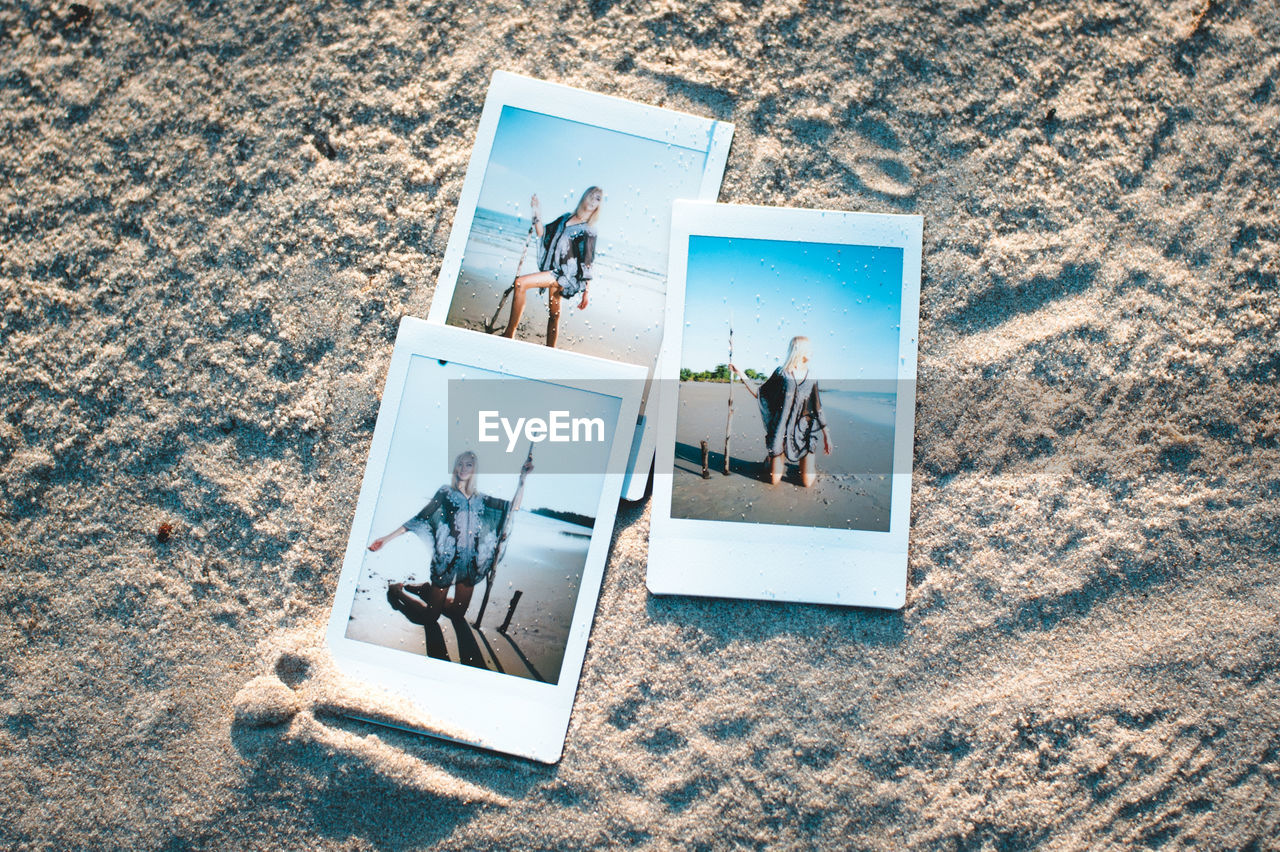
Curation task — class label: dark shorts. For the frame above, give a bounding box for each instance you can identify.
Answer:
[555,274,585,299]
[431,560,485,589]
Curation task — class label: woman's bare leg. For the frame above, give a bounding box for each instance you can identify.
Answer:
[387,583,448,625]
[768,454,783,485]
[800,454,817,487]
[502,271,558,338]
[425,585,448,617]
[444,583,475,619]
[546,289,562,348]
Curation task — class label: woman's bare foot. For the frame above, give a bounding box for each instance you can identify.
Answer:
[766,455,783,486]
[386,583,405,612]
[800,454,817,488]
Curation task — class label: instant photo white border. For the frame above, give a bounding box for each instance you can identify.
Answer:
[424,70,735,502]
[325,318,644,763]
[648,202,923,610]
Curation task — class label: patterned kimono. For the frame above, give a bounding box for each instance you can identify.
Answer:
[537,213,596,299]
[757,368,827,463]
[402,486,509,588]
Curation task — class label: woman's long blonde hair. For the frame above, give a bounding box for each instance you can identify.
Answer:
[451,451,478,497]
[573,186,603,227]
[782,336,811,377]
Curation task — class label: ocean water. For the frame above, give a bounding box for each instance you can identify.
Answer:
[820,390,897,429]
[501,508,593,572]
[464,208,665,287]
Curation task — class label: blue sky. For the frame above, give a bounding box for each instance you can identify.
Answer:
[475,106,709,259]
[681,236,905,380]
[372,358,620,524]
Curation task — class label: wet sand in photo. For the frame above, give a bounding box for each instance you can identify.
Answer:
[345,511,590,684]
[671,381,895,531]
[446,213,665,368]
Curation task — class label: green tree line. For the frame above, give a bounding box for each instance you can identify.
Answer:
[680,365,766,382]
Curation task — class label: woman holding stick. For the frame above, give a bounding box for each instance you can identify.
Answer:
[372,451,533,623]
[501,187,602,348]
[731,336,832,488]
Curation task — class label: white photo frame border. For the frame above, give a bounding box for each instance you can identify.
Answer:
[648,201,923,610]
[424,70,735,502]
[325,318,645,763]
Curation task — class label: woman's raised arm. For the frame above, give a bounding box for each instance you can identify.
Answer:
[510,456,534,512]
[375,487,447,550]
[729,363,761,399]
[530,194,544,238]
[368,526,407,552]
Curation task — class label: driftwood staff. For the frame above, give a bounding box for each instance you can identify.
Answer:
[473,443,533,628]
[724,312,734,475]
[498,590,522,634]
[484,225,536,333]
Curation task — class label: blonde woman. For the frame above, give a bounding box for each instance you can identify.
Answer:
[501,187,602,347]
[371,451,532,622]
[731,336,832,487]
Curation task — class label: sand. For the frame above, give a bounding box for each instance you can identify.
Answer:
[3,0,1279,849]
[671,380,895,530]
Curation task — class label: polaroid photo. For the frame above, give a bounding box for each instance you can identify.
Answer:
[425,70,734,501]
[326,318,643,763]
[648,202,923,609]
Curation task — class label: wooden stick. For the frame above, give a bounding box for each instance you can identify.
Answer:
[701,440,711,479]
[473,442,532,627]
[724,312,733,475]
[498,590,522,633]
[485,225,535,333]
[472,529,501,628]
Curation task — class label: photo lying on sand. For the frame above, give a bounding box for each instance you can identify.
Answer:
[442,103,709,365]
[327,320,642,761]
[671,234,903,532]
[427,71,733,499]
[343,354,621,685]
[649,203,921,610]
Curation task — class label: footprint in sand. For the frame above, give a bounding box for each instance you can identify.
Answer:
[831,116,915,202]
[231,629,507,804]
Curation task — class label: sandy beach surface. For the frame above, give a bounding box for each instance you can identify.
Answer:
[3,0,1279,849]
[671,380,894,530]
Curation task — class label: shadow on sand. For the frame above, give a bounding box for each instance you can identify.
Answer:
[674,440,761,481]
[674,440,814,487]
[425,615,546,683]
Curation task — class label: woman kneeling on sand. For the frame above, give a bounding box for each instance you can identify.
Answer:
[731,335,832,487]
[370,451,532,623]
[501,187,601,348]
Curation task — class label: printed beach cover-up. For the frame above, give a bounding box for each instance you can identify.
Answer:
[403,486,511,587]
[758,367,828,463]
[537,213,596,299]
